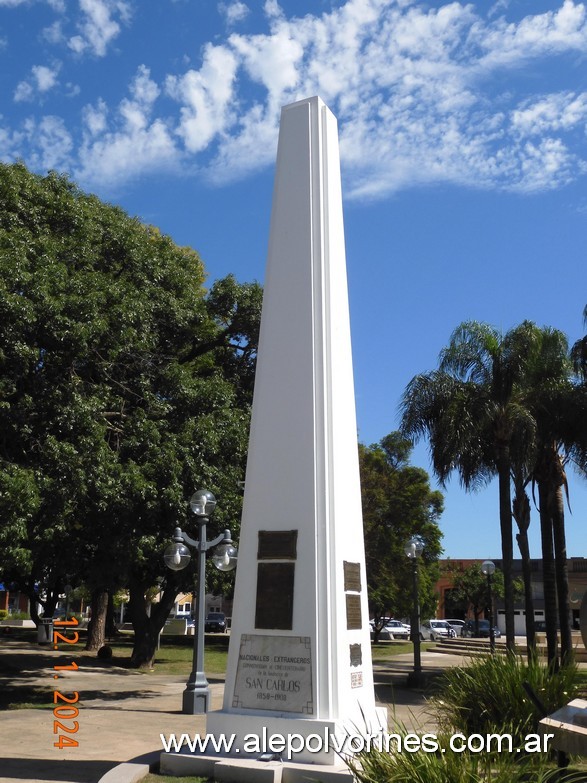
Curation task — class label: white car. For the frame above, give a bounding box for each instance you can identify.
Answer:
[384,619,411,640]
[419,619,456,641]
[445,618,466,634]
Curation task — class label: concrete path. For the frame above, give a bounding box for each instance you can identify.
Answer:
[0,639,467,783]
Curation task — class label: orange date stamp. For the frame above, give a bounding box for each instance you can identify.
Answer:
[52,617,80,749]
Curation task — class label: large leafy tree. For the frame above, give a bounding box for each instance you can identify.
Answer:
[445,562,508,630]
[359,433,444,631]
[0,163,261,667]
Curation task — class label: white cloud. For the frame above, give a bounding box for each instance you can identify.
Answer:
[511,92,587,136]
[42,20,65,45]
[166,44,239,154]
[68,0,131,57]
[476,0,587,68]
[6,0,587,196]
[33,64,60,91]
[219,1,249,26]
[23,115,73,171]
[14,81,35,102]
[76,66,179,187]
[82,98,108,136]
[14,63,61,102]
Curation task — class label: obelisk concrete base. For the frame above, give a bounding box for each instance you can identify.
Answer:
[160,750,355,783]
[206,708,387,764]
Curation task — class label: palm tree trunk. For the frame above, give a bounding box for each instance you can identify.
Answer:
[538,481,558,667]
[513,481,536,659]
[516,530,536,658]
[497,458,515,652]
[552,478,573,666]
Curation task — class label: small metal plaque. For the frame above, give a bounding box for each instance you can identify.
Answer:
[345,594,362,630]
[351,671,363,689]
[343,561,362,593]
[258,530,298,560]
[349,643,362,667]
[255,562,295,629]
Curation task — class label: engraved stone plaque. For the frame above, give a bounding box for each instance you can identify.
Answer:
[345,594,362,630]
[255,562,295,629]
[349,643,362,667]
[343,561,362,593]
[233,634,314,714]
[258,530,298,560]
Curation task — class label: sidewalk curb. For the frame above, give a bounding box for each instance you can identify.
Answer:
[97,751,160,783]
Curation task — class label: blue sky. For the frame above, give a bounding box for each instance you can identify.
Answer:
[1,0,586,560]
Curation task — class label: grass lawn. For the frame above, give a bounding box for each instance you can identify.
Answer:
[371,640,435,662]
[0,628,230,709]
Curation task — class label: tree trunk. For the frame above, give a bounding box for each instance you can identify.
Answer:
[538,480,558,668]
[550,462,572,666]
[85,588,108,651]
[128,575,179,669]
[512,481,536,659]
[105,592,118,639]
[497,457,516,652]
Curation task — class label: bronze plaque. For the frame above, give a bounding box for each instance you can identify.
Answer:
[258,530,298,560]
[255,562,295,629]
[345,594,362,630]
[233,635,314,714]
[343,561,362,593]
[349,643,362,667]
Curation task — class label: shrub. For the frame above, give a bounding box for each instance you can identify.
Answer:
[429,654,579,741]
[346,731,584,783]
[0,610,8,621]
[9,611,30,620]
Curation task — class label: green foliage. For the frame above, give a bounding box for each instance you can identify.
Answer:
[8,611,30,620]
[0,162,259,624]
[347,655,582,783]
[360,432,444,621]
[431,654,579,742]
[0,610,8,620]
[346,727,580,783]
[444,562,522,619]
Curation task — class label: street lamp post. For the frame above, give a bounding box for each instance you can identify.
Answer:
[481,560,496,654]
[405,536,424,687]
[163,489,237,714]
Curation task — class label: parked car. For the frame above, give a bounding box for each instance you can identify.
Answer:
[384,619,411,640]
[461,619,501,638]
[445,618,466,634]
[420,619,456,641]
[204,612,227,633]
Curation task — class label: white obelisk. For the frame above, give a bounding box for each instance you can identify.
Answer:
[205,96,385,764]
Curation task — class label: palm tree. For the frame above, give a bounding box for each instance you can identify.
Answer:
[570,305,587,381]
[527,326,587,666]
[402,319,587,667]
[401,321,534,652]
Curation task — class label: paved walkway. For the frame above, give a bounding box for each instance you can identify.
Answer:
[0,638,469,783]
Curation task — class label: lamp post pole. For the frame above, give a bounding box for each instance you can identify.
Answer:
[185,509,211,714]
[405,537,424,687]
[163,489,237,715]
[482,560,496,654]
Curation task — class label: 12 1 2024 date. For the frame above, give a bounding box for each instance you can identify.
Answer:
[52,618,80,749]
